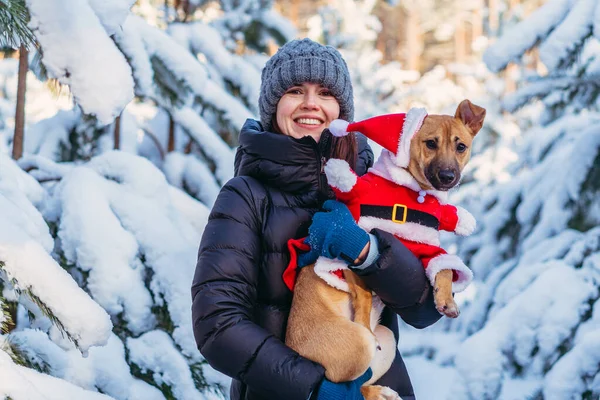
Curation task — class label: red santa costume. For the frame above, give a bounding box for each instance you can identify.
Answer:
[320,108,475,293]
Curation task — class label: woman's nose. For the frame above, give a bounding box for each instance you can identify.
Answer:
[301,92,319,109]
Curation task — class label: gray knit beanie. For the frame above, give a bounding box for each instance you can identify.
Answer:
[259,38,354,131]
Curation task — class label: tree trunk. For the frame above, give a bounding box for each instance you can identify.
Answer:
[113,114,121,150]
[12,45,28,160]
[488,0,499,35]
[455,16,467,64]
[405,8,422,71]
[167,114,175,152]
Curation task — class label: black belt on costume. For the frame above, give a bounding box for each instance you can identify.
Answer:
[360,204,440,229]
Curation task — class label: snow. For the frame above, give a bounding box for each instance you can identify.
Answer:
[168,22,262,109]
[0,154,112,355]
[483,0,575,72]
[171,107,235,183]
[163,152,220,207]
[26,0,134,124]
[127,330,205,399]
[87,0,136,36]
[538,0,596,70]
[10,329,165,399]
[1,0,599,398]
[544,332,600,399]
[453,265,596,398]
[0,349,112,400]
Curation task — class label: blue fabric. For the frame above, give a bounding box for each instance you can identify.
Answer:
[316,368,372,400]
[297,200,370,267]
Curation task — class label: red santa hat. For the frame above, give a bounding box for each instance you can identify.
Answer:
[329,108,428,168]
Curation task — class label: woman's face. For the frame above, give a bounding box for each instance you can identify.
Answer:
[275,82,340,142]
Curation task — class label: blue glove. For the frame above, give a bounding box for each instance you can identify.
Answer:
[316,368,372,400]
[297,200,369,267]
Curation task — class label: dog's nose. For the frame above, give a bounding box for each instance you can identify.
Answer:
[438,170,455,185]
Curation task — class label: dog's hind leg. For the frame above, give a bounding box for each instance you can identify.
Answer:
[343,269,373,331]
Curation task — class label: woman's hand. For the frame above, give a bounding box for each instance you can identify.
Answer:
[297,200,370,266]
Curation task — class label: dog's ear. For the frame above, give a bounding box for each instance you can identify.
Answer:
[455,100,486,136]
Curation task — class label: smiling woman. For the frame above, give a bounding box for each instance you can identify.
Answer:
[191,38,442,400]
[274,83,341,142]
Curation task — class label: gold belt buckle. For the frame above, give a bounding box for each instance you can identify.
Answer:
[392,204,408,224]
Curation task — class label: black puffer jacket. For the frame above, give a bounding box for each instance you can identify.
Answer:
[192,119,442,400]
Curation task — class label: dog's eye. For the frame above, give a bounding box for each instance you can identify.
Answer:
[457,143,467,153]
[425,140,437,150]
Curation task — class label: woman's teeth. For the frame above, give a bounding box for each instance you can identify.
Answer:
[296,118,321,125]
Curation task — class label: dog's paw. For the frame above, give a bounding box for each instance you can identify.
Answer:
[361,385,402,400]
[434,296,460,318]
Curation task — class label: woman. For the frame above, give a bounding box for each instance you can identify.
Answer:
[191,38,441,400]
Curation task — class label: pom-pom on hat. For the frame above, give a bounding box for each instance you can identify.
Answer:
[329,108,428,167]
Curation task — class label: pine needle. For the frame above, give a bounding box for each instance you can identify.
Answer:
[0,0,37,49]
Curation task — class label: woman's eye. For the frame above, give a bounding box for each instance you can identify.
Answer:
[457,143,467,153]
[426,140,437,150]
[286,88,302,95]
[320,90,333,97]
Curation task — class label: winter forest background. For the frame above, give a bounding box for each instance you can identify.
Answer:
[0,0,598,398]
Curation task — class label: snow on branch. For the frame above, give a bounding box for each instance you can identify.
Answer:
[454,265,596,398]
[483,0,574,72]
[171,107,235,183]
[168,21,261,111]
[9,330,166,399]
[26,0,134,124]
[538,0,596,71]
[117,16,252,131]
[544,331,600,399]
[595,1,600,40]
[0,156,112,356]
[164,152,220,208]
[127,330,208,398]
[54,151,207,359]
[0,350,112,399]
[87,0,136,36]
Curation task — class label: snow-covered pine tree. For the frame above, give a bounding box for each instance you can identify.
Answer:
[1,1,297,398]
[305,0,494,120]
[425,0,600,398]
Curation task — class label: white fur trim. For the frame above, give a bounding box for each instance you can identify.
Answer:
[313,257,349,292]
[455,206,476,236]
[358,216,441,246]
[324,159,357,192]
[395,108,427,167]
[425,254,473,293]
[329,119,350,137]
[369,151,449,204]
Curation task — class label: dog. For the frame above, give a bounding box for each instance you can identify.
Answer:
[284,100,485,399]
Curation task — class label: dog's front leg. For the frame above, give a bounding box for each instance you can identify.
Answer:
[433,269,459,318]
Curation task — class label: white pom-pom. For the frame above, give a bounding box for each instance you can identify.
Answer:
[329,119,350,137]
[324,159,357,192]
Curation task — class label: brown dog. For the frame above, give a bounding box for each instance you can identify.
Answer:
[285,100,485,399]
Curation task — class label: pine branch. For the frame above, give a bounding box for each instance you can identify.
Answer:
[0,261,80,348]
[0,290,10,335]
[0,336,28,367]
[150,54,192,108]
[0,0,36,49]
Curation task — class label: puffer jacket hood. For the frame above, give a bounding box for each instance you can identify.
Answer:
[234,119,331,195]
[235,119,373,195]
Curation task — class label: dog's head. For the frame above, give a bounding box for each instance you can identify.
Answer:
[407,99,486,191]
